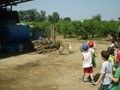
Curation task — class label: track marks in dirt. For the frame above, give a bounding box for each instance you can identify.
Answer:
[15,60,41,72]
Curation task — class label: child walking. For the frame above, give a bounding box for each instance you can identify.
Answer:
[94,50,113,90]
[78,44,95,84]
[88,41,96,68]
[108,53,120,90]
[107,47,116,74]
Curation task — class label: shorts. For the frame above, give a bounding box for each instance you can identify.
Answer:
[83,67,93,73]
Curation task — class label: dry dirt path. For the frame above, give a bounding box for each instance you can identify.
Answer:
[0,39,109,90]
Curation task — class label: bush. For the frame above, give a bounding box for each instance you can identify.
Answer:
[55,40,62,49]
[22,20,119,40]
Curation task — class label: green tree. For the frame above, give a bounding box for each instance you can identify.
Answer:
[92,14,101,21]
[19,10,27,21]
[38,10,47,22]
[63,17,71,22]
[19,9,39,22]
[48,12,60,23]
[27,9,39,21]
[73,21,83,37]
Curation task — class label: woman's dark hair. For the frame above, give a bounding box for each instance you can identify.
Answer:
[101,50,109,60]
[107,47,114,56]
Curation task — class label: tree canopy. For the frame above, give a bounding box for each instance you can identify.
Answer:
[18,9,119,40]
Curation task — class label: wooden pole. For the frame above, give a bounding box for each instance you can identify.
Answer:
[51,24,55,44]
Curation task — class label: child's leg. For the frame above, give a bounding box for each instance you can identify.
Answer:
[98,83,104,90]
[81,72,85,80]
[90,73,95,83]
[103,85,109,90]
[89,73,94,80]
[78,72,85,82]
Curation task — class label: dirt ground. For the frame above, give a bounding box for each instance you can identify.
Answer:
[0,37,109,90]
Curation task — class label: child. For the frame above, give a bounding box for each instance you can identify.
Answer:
[94,50,113,90]
[114,44,120,57]
[88,41,96,68]
[78,44,95,84]
[107,47,116,74]
[109,40,115,48]
[108,53,120,90]
[108,32,114,41]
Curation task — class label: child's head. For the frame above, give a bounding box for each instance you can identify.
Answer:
[107,47,114,56]
[113,44,120,52]
[88,41,94,48]
[101,50,109,60]
[109,40,115,44]
[82,44,88,51]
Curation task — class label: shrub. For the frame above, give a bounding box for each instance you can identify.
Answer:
[55,40,62,49]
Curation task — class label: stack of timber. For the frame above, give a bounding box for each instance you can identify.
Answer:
[32,39,56,53]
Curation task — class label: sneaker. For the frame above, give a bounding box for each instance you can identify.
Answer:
[91,80,95,84]
[78,78,84,82]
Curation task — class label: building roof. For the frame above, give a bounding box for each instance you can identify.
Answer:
[0,0,33,7]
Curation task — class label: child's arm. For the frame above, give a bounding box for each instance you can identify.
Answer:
[94,51,97,57]
[94,73,104,85]
[82,54,84,61]
[108,74,119,83]
[91,53,93,58]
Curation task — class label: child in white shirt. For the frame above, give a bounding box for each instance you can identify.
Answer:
[78,44,95,84]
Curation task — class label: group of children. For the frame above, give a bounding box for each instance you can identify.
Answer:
[78,40,120,90]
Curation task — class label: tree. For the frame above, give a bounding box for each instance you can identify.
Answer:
[73,21,83,37]
[48,12,60,23]
[27,9,39,21]
[38,10,47,22]
[19,10,27,21]
[92,14,101,21]
[18,9,39,22]
[63,17,71,22]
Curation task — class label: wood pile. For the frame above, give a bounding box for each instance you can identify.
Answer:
[32,39,56,53]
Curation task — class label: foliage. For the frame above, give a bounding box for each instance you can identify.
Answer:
[55,40,62,49]
[92,14,101,21]
[63,17,71,22]
[38,10,47,22]
[19,10,119,40]
[55,20,119,40]
[23,20,119,40]
[48,12,60,23]
[19,9,39,22]
[22,21,51,38]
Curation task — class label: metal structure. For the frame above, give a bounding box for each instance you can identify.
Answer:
[0,0,33,53]
[0,0,33,8]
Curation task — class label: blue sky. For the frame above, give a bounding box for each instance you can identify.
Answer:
[13,0,120,21]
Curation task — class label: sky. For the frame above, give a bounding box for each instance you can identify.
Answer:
[12,0,120,21]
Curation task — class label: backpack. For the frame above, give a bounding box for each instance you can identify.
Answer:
[109,55,118,71]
